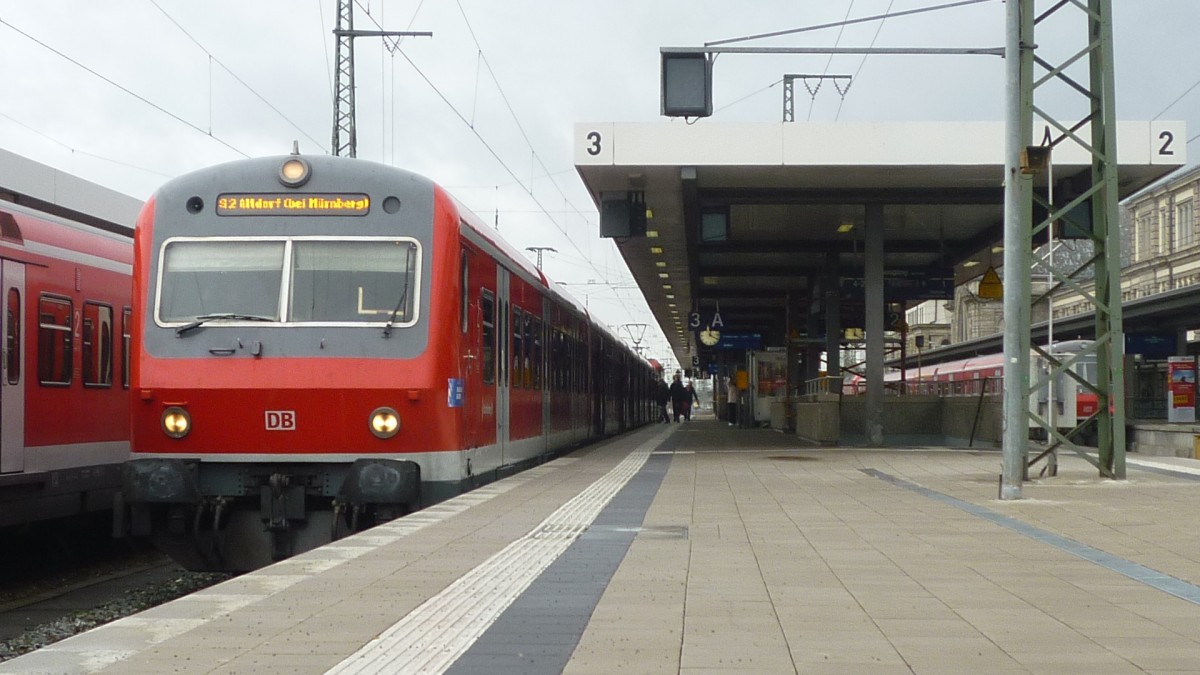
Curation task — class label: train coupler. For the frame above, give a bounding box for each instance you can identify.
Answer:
[261,473,305,561]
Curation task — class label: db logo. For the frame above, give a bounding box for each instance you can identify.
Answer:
[265,410,297,431]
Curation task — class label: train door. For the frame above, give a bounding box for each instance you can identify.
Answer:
[462,249,483,451]
[0,262,24,474]
[541,297,550,444]
[496,267,511,463]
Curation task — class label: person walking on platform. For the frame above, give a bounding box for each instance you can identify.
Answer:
[684,379,700,421]
[669,371,689,423]
[656,374,671,423]
[725,375,739,427]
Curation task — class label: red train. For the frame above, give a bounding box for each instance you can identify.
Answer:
[119,153,657,571]
[845,339,1100,438]
[0,189,133,529]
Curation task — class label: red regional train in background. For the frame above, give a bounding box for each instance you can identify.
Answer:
[844,339,1100,442]
[118,152,657,571]
[0,153,135,530]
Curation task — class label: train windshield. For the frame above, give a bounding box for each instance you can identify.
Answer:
[156,237,421,327]
[158,241,285,322]
[289,240,418,324]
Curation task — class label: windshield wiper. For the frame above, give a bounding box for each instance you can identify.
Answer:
[381,288,408,338]
[382,254,413,339]
[176,313,274,337]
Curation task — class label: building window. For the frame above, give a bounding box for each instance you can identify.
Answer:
[38,295,72,386]
[1136,210,1157,261]
[1176,199,1195,249]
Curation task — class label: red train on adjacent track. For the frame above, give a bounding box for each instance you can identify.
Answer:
[119,153,656,571]
[0,152,135,529]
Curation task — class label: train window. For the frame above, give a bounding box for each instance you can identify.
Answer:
[158,240,284,323]
[511,306,523,389]
[480,290,495,385]
[37,295,72,386]
[523,312,533,389]
[6,288,19,385]
[498,299,507,384]
[122,307,131,389]
[550,328,561,391]
[460,251,469,334]
[82,302,114,388]
[532,317,543,390]
[290,240,419,324]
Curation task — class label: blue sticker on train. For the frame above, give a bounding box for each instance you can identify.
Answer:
[448,378,464,407]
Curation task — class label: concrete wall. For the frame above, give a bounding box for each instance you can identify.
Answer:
[794,395,840,444]
[795,393,1200,456]
[838,396,943,445]
[1129,422,1200,458]
[796,395,1002,447]
[943,395,1002,447]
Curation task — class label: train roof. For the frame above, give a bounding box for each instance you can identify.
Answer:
[451,191,640,358]
[447,187,595,322]
[154,154,650,368]
[0,148,141,236]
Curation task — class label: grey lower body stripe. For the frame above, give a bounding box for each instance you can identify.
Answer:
[445,451,674,674]
[862,469,1200,605]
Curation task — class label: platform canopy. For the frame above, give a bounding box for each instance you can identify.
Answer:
[574,121,1186,364]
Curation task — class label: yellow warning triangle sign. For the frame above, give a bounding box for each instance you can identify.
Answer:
[977,265,1003,300]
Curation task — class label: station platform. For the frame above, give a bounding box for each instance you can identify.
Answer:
[7,418,1200,674]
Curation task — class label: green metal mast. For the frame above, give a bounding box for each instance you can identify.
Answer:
[1001,0,1124,499]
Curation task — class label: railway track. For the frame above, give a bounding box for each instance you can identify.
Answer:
[0,530,229,663]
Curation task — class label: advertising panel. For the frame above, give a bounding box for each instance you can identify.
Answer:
[1167,356,1196,423]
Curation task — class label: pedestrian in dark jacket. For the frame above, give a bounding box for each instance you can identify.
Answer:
[684,380,700,421]
[669,371,689,422]
[656,376,671,423]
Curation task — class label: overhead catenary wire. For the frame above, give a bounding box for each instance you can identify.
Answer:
[835,0,897,121]
[809,2,855,122]
[351,3,641,314]
[0,110,174,179]
[147,0,329,153]
[705,0,995,47]
[0,17,249,158]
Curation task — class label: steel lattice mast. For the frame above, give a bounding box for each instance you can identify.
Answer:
[330,0,431,158]
[1001,0,1124,500]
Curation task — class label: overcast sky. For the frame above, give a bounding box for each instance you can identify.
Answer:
[1,1,1197,370]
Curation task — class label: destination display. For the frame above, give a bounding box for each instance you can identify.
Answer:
[216,193,370,216]
[841,270,955,302]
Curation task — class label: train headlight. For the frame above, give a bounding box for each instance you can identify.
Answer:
[369,407,400,439]
[279,157,311,187]
[161,407,191,439]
